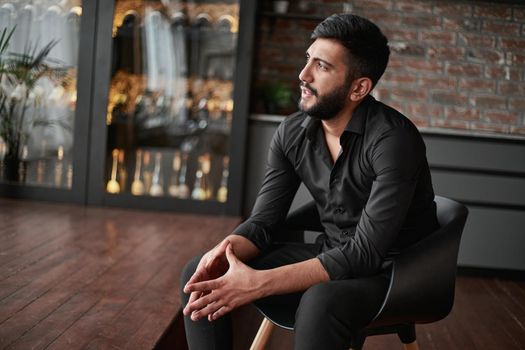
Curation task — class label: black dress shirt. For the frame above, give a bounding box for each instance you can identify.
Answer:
[233,95,439,280]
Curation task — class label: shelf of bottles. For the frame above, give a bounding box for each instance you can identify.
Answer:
[104,0,237,203]
[0,0,81,189]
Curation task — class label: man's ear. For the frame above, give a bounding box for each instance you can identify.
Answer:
[349,77,373,102]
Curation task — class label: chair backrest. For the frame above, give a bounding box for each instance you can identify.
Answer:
[369,196,469,328]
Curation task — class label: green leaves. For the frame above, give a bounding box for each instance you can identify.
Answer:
[2,36,63,90]
[0,26,68,156]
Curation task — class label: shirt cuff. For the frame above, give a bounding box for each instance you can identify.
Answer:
[232,221,271,252]
[317,248,351,280]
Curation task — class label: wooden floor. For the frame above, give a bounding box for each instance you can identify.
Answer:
[0,198,239,350]
[1,199,525,350]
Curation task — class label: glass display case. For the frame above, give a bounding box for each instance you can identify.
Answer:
[106,0,238,199]
[0,0,96,202]
[0,1,81,188]
[0,0,255,215]
[87,0,253,215]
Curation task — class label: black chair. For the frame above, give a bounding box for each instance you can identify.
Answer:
[250,196,468,350]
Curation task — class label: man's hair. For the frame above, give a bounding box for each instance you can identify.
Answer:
[311,14,390,88]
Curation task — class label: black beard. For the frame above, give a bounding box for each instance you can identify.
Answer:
[298,83,350,120]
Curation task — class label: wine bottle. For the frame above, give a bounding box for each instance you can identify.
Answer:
[142,151,153,193]
[168,151,181,197]
[217,156,229,203]
[131,149,145,195]
[192,153,211,200]
[106,149,121,194]
[118,149,127,191]
[201,153,212,200]
[54,145,64,187]
[66,162,73,188]
[177,152,190,199]
[197,93,210,121]
[149,152,164,196]
[191,169,205,200]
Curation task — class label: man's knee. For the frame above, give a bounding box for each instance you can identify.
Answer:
[295,283,337,323]
[294,283,352,349]
[294,278,388,349]
[180,255,201,303]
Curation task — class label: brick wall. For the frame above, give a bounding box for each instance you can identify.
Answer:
[251,0,525,136]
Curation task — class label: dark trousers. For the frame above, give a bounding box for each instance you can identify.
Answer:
[180,243,390,350]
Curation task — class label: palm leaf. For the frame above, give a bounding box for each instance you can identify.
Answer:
[1,28,70,155]
[33,117,73,132]
[5,39,61,87]
[0,27,15,55]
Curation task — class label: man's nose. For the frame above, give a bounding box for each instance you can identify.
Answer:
[298,63,312,83]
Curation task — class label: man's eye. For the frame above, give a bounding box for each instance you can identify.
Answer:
[317,62,327,70]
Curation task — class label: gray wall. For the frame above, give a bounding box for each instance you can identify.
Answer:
[244,116,525,271]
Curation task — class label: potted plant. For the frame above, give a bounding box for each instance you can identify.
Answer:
[261,81,294,115]
[0,27,68,183]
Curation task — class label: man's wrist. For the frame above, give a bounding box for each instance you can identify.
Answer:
[254,269,273,299]
[225,234,259,262]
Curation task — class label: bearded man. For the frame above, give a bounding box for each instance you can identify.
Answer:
[181,13,439,350]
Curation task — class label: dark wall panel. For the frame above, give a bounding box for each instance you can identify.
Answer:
[431,171,525,207]
[425,135,525,174]
[460,207,525,270]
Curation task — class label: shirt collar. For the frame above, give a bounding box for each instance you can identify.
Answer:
[300,94,374,140]
[301,115,320,141]
[343,94,374,136]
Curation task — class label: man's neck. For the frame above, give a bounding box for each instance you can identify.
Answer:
[321,102,358,139]
[320,102,359,164]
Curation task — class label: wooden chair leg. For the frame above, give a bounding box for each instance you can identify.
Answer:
[404,341,420,350]
[250,317,275,350]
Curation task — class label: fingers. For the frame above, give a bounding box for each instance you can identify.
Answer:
[184,290,211,315]
[217,238,230,253]
[183,240,237,321]
[182,284,215,316]
[209,305,231,321]
[184,270,206,292]
[185,291,228,321]
[187,290,202,306]
[183,291,200,316]
[191,301,219,321]
[191,300,233,322]
[206,240,229,268]
[186,292,216,315]
[184,253,212,293]
[184,243,225,293]
[185,278,220,293]
[224,243,238,265]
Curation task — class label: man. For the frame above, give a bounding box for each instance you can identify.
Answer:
[181,13,439,350]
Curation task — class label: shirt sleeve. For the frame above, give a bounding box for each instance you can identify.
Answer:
[232,121,301,252]
[317,125,425,280]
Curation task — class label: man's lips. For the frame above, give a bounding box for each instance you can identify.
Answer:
[301,87,313,97]
[300,83,317,97]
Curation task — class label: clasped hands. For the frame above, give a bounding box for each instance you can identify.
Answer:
[183,240,264,322]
